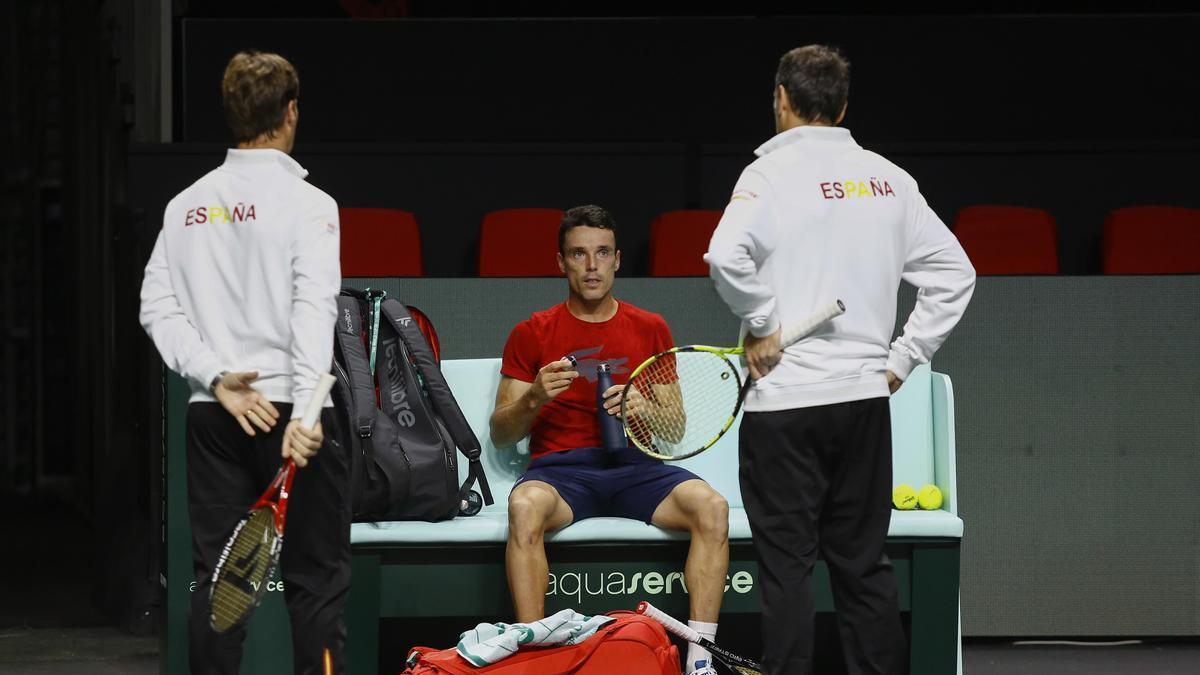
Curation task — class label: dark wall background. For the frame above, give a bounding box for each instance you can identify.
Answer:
[179,16,1200,145]
[162,15,1200,275]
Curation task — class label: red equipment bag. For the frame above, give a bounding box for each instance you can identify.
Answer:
[401,611,680,675]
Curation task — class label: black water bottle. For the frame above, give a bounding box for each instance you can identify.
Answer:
[596,363,627,450]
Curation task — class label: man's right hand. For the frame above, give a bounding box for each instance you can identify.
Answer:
[213,370,280,436]
[529,358,579,406]
[281,419,323,468]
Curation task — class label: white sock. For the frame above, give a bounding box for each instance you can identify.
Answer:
[686,620,718,671]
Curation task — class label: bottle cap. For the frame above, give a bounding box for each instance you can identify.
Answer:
[597,363,612,374]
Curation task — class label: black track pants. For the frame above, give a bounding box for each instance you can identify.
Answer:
[186,402,351,675]
[739,397,906,675]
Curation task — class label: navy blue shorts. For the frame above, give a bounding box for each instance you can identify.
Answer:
[513,446,701,524]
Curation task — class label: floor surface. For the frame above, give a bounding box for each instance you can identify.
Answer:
[4,495,1199,674]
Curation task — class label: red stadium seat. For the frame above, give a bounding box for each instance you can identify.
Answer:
[648,209,724,276]
[951,206,1059,275]
[1103,206,1200,274]
[478,208,565,277]
[338,208,424,276]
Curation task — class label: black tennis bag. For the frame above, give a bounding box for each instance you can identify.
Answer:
[332,288,492,522]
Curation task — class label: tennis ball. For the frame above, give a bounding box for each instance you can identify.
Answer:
[892,484,917,510]
[918,484,943,510]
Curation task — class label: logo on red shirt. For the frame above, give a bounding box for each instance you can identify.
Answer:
[566,346,629,383]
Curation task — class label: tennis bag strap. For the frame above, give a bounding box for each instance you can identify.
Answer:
[380,298,494,508]
[334,293,379,441]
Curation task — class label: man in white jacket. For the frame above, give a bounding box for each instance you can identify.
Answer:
[140,51,346,675]
[705,45,975,675]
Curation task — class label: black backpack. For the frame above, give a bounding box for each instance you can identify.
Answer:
[331,288,492,522]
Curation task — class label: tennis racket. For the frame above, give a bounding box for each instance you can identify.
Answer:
[621,300,844,460]
[208,372,337,633]
[637,601,763,675]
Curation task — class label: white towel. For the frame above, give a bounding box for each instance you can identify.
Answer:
[455,609,615,667]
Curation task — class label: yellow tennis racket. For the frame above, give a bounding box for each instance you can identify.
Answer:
[620,300,844,460]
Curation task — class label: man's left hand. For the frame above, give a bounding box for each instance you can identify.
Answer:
[743,328,782,380]
[603,384,650,418]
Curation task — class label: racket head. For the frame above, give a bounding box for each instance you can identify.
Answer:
[621,347,744,461]
[209,505,283,633]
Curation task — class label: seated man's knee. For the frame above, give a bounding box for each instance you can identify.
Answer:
[508,491,550,542]
[507,493,539,526]
[694,490,729,541]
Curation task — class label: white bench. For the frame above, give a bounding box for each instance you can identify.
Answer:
[352,361,962,545]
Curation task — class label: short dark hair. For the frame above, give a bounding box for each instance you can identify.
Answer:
[775,45,850,125]
[222,51,299,143]
[559,205,618,253]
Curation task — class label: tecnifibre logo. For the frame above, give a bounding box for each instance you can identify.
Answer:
[383,340,416,427]
[546,569,754,605]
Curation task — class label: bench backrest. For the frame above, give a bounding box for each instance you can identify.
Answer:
[443,358,937,511]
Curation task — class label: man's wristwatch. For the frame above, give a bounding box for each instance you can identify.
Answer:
[209,371,228,394]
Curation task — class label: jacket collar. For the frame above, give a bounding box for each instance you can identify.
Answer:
[222,148,309,179]
[754,125,858,157]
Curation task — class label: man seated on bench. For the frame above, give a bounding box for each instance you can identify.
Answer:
[489,205,729,675]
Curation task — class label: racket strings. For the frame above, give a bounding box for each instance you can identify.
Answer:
[210,509,278,632]
[625,351,740,459]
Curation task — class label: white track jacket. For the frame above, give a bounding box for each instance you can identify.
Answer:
[139,148,340,417]
[705,126,975,412]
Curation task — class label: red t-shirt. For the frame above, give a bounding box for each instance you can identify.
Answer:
[500,301,674,458]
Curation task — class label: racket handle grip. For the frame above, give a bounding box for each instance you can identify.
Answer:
[780,299,845,348]
[300,373,337,429]
[637,601,701,643]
